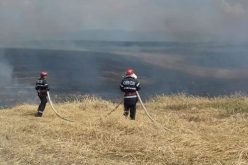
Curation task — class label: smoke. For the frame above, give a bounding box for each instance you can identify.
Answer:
[0,0,247,42]
[0,51,14,86]
[213,0,248,42]
[0,1,248,106]
[0,50,35,107]
[218,0,248,17]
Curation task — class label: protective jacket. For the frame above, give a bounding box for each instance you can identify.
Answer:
[120,75,140,120]
[120,76,140,98]
[35,78,49,96]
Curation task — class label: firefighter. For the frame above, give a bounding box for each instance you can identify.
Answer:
[35,71,49,117]
[120,68,140,120]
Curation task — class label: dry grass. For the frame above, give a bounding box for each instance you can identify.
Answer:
[1,95,248,165]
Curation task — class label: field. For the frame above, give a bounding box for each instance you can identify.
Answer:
[1,42,248,107]
[1,95,248,164]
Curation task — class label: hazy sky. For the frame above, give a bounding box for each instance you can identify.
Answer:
[0,0,247,42]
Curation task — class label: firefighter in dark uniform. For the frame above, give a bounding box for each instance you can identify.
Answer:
[35,71,49,117]
[120,68,140,120]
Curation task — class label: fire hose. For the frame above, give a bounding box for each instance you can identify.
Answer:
[106,100,123,117]
[136,91,175,133]
[47,91,74,122]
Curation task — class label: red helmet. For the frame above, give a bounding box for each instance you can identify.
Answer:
[125,68,134,76]
[40,71,48,77]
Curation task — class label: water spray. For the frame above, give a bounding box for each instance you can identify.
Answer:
[47,91,74,122]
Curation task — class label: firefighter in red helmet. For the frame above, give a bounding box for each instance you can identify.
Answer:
[120,68,140,120]
[35,71,49,117]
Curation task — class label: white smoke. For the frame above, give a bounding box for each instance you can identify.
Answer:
[0,50,35,107]
[218,0,248,17]
[0,57,13,86]
[0,49,15,86]
[214,0,248,42]
[0,1,247,42]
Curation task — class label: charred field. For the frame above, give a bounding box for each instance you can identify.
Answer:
[1,41,248,107]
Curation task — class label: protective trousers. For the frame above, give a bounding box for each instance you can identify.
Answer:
[37,95,48,117]
[124,97,138,120]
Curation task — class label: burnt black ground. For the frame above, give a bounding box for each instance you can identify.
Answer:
[1,41,248,107]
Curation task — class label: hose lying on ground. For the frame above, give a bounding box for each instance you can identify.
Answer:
[106,100,123,117]
[47,91,74,122]
[136,91,175,133]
